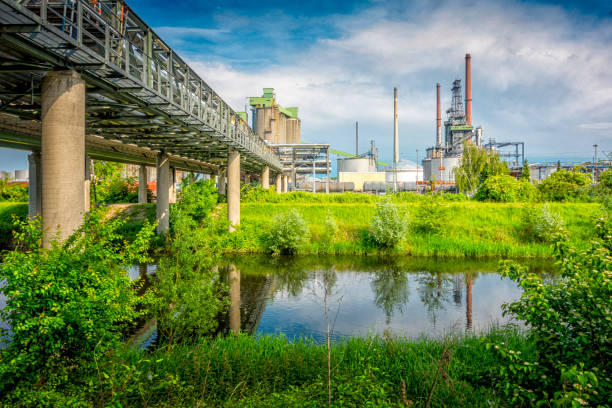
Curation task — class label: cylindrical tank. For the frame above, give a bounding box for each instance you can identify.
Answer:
[14,169,29,181]
[337,157,376,173]
[384,160,422,183]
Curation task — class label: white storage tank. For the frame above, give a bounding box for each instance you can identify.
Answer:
[337,157,376,173]
[384,160,423,183]
[14,169,29,181]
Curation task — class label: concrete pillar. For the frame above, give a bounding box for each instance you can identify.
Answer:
[229,264,241,336]
[138,165,148,203]
[156,152,171,234]
[84,155,91,212]
[27,151,42,218]
[227,151,240,232]
[41,70,85,247]
[169,167,177,203]
[261,166,270,189]
[282,174,288,193]
[275,173,282,193]
[217,168,226,195]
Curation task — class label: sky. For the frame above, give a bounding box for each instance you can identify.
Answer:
[1,0,611,171]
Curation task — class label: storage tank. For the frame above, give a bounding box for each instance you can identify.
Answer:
[14,169,29,181]
[384,160,423,183]
[337,157,377,173]
[421,157,460,182]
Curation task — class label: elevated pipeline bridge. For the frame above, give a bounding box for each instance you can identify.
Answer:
[0,0,285,243]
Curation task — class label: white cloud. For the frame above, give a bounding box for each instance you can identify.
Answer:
[177,0,612,159]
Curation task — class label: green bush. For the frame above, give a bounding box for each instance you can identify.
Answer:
[0,203,27,249]
[369,200,407,248]
[474,175,537,202]
[266,210,309,254]
[496,215,611,405]
[410,197,449,235]
[519,204,565,242]
[0,178,28,202]
[0,210,155,389]
[590,168,612,207]
[172,179,218,226]
[537,169,592,202]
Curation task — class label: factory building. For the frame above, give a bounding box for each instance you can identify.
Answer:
[248,88,301,144]
[422,54,484,183]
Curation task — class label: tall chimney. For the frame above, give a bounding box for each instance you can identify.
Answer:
[436,83,442,147]
[355,121,359,156]
[465,53,472,126]
[393,87,398,165]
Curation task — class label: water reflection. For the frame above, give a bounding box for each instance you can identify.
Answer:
[218,256,553,342]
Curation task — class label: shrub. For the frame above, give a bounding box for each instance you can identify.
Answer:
[590,168,612,206]
[369,200,407,248]
[266,210,309,254]
[537,169,592,202]
[0,210,155,389]
[410,197,449,235]
[474,175,537,202]
[0,203,27,249]
[519,204,564,242]
[321,211,339,244]
[172,179,218,226]
[0,178,28,202]
[496,215,611,405]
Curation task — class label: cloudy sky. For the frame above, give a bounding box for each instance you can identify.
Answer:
[1,0,611,170]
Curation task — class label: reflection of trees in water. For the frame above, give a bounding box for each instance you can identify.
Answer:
[370,268,410,324]
[416,273,455,327]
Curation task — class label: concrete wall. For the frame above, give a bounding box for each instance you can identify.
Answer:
[338,171,385,192]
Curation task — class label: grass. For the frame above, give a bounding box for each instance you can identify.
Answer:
[3,328,534,407]
[225,201,600,258]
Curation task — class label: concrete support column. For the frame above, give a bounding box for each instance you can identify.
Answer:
[84,155,91,212]
[138,165,148,203]
[27,152,42,218]
[41,70,85,247]
[229,264,241,336]
[261,166,270,189]
[217,168,226,195]
[282,174,288,193]
[227,151,240,232]
[156,152,171,234]
[169,167,177,203]
[275,173,282,193]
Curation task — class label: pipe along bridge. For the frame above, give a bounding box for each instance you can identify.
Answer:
[0,0,284,245]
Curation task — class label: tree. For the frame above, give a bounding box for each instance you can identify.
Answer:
[538,169,592,202]
[454,143,508,194]
[521,159,531,182]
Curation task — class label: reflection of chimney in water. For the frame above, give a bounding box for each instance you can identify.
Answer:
[229,264,241,336]
[453,275,462,305]
[466,274,473,330]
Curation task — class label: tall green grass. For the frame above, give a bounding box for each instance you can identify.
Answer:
[225,202,599,258]
[4,329,534,407]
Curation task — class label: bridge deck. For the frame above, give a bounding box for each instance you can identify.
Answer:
[0,0,281,171]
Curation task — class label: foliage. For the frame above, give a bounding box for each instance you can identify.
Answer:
[537,169,592,202]
[92,161,139,204]
[496,214,612,406]
[474,175,537,202]
[519,204,565,242]
[0,202,27,249]
[265,209,309,254]
[0,176,28,202]
[0,210,155,390]
[321,210,338,244]
[521,159,531,182]
[154,180,228,346]
[454,143,508,194]
[590,168,612,207]
[410,197,449,235]
[369,200,407,248]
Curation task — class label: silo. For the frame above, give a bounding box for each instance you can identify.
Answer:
[14,169,29,181]
[337,157,376,173]
[385,160,422,183]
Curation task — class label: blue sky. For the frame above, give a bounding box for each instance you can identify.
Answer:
[2,0,611,170]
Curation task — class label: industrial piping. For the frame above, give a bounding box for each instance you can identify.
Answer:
[465,53,472,126]
[436,83,442,147]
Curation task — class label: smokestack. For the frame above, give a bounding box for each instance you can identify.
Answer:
[393,87,398,165]
[436,83,442,147]
[355,121,359,156]
[465,53,472,126]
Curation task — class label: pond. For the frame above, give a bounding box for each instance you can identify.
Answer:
[214,256,554,342]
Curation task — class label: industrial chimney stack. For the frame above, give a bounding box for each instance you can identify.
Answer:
[465,53,472,126]
[393,87,398,164]
[355,121,359,156]
[436,83,442,147]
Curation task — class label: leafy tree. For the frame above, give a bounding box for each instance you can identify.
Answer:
[520,159,531,182]
[0,210,155,389]
[537,169,592,202]
[92,161,138,204]
[454,143,508,194]
[474,175,537,202]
